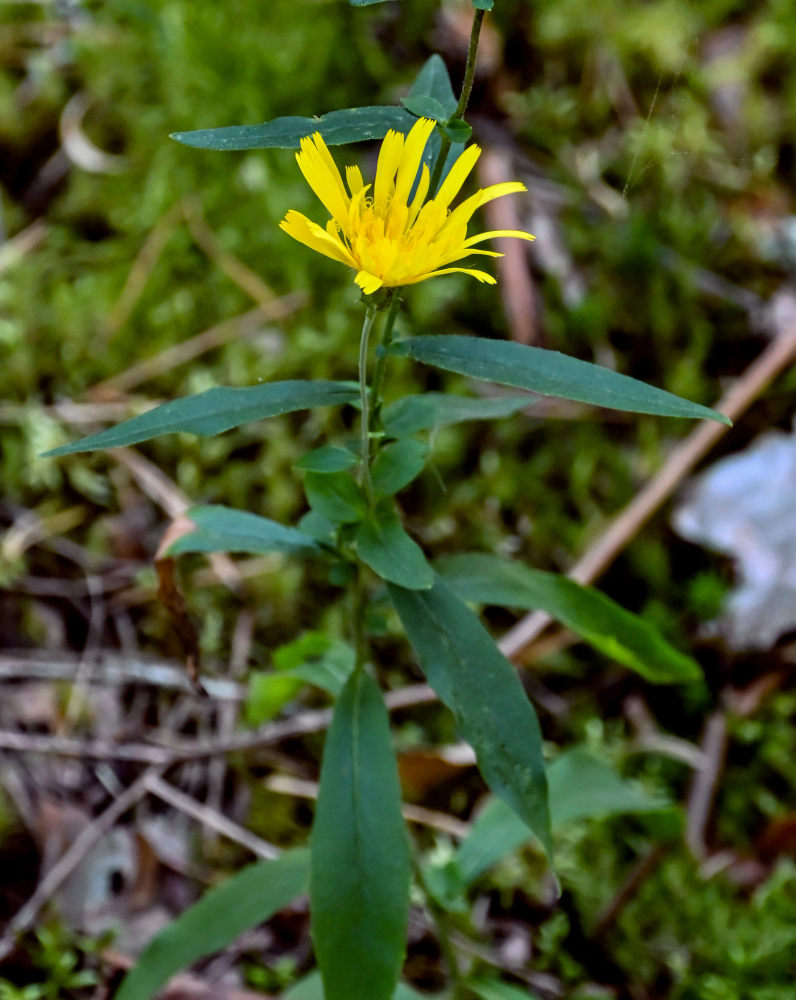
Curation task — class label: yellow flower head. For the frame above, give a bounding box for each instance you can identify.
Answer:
[279,117,534,295]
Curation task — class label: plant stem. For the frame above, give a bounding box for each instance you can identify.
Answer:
[369,292,401,437]
[358,304,378,505]
[428,6,486,196]
[454,7,485,122]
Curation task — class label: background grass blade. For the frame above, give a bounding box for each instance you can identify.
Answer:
[455,748,673,884]
[116,848,310,1000]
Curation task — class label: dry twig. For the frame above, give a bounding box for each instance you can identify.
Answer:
[105,203,183,338]
[685,710,728,860]
[93,298,302,398]
[265,773,470,839]
[144,773,279,860]
[0,766,165,962]
[181,197,276,312]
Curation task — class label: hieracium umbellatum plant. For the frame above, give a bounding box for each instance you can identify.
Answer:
[45,3,729,999]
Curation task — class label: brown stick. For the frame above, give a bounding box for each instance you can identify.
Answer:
[106,203,183,337]
[685,710,728,859]
[0,219,47,275]
[479,148,537,346]
[264,774,470,839]
[182,196,277,313]
[144,773,280,859]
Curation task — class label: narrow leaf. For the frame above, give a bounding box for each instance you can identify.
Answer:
[407,55,457,117]
[44,381,359,456]
[167,505,321,557]
[311,669,410,1000]
[456,748,670,884]
[405,55,462,191]
[401,95,449,122]
[371,439,428,496]
[442,119,473,144]
[349,0,394,5]
[116,849,310,1000]
[172,106,415,151]
[246,634,356,722]
[468,980,540,1000]
[436,553,701,683]
[295,445,359,473]
[549,745,669,826]
[276,633,356,697]
[304,470,367,524]
[356,513,433,590]
[381,392,534,437]
[389,336,730,424]
[388,576,552,860]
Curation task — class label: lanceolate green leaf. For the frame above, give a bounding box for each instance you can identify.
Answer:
[455,748,670,884]
[406,55,463,190]
[116,849,310,1000]
[381,392,534,437]
[356,512,433,590]
[43,381,359,456]
[171,107,415,151]
[295,445,359,473]
[371,439,428,497]
[167,505,322,558]
[401,95,449,122]
[407,55,457,118]
[388,577,552,860]
[389,336,730,424]
[304,469,367,524]
[311,669,410,1000]
[436,553,701,683]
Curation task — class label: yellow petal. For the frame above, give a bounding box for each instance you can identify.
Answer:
[432,143,482,211]
[407,163,431,226]
[346,164,365,196]
[444,181,527,231]
[463,229,536,248]
[280,210,355,267]
[393,118,436,207]
[355,270,384,294]
[446,248,503,259]
[296,134,350,226]
[374,129,405,213]
[404,266,497,286]
[310,132,350,202]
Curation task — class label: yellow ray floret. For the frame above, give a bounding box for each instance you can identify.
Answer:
[279,117,534,294]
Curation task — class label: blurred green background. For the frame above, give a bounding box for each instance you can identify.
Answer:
[2,0,796,996]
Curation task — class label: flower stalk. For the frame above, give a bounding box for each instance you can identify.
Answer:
[358,303,378,506]
[428,6,486,196]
